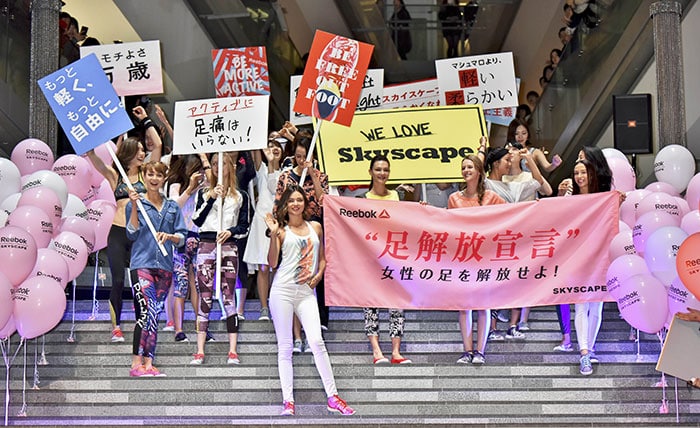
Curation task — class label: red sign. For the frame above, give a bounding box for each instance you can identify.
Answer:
[293,30,373,127]
[212,47,269,97]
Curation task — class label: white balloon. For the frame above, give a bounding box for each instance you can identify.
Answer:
[654,144,696,193]
[62,194,88,219]
[21,170,68,209]
[643,226,687,285]
[0,193,21,214]
[0,158,21,204]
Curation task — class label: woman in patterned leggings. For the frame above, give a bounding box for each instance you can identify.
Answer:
[125,161,186,377]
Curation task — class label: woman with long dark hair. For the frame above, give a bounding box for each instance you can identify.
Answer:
[265,186,355,416]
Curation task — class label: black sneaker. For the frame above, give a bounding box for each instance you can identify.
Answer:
[175,332,189,342]
[206,331,216,342]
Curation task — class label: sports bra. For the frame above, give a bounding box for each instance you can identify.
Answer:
[114,172,147,200]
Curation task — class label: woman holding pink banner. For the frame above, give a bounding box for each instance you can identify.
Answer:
[448,154,505,364]
[362,155,412,365]
[265,185,355,416]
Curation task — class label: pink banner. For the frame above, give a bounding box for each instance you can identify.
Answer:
[324,192,620,310]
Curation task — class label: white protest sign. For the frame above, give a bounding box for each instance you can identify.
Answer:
[289,75,311,126]
[80,40,163,96]
[172,95,270,155]
[381,78,441,110]
[435,52,517,110]
[356,69,384,112]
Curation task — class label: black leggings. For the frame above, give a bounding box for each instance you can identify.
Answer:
[106,225,137,327]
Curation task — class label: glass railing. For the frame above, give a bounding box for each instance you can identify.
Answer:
[186,0,304,127]
[530,0,670,151]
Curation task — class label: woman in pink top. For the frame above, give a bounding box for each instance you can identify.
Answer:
[447,154,505,364]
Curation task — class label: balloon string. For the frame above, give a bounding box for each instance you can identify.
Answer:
[674,376,679,423]
[18,338,26,417]
[68,280,76,342]
[3,338,8,427]
[90,250,100,320]
[32,340,39,390]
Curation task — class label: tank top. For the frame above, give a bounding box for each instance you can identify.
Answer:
[114,172,147,200]
[272,221,320,287]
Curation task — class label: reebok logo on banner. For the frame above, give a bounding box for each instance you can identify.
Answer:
[378,209,390,219]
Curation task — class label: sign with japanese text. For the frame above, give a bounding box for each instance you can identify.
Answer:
[171,95,270,155]
[38,53,133,155]
[356,69,384,112]
[435,52,517,110]
[381,78,440,110]
[483,77,520,126]
[317,105,486,185]
[212,47,270,97]
[324,192,619,310]
[293,30,374,127]
[80,40,163,96]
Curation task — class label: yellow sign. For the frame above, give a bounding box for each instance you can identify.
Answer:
[317,105,487,185]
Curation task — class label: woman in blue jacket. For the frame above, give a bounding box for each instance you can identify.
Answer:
[125,161,187,377]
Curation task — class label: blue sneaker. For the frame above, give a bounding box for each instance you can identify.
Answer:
[580,354,593,376]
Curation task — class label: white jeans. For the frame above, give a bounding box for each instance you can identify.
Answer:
[269,281,337,403]
[574,301,603,352]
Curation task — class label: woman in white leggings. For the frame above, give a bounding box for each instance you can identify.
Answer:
[265,185,355,417]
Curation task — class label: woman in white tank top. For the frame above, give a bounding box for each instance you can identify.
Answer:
[265,185,355,417]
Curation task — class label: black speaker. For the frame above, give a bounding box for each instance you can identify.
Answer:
[613,94,653,155]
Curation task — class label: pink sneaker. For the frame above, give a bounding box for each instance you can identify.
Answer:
[129,365,148,377]
[327,395,355,416]
[280,401,295,416]
[143,366,166,377]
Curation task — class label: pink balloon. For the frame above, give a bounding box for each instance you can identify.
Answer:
[0,272,12,331]
[81,186,98,206]
[6,205,53,248]
[684,173,700,211]
[18,186,62,232]
[645,181,681,197]
[0,225,38,286]
[617,273,669,334]
[675,197,690,218]
[12,275,66,339]
[606,254,650,299]
[681,210,700,235]
[637,192,682,221]
[86,200,116,251]
[30,248,70,289]
[607,156,636,192]
[609,230,636,260]
[668,276,700,318]
[87,142,117,187]
[619,221,631,233]
[49,231,88,281]
[0,316,15,339]
[60,216,96,253]
[10,138,54,176]
[52,155,94,200]
[643,226,688,285]
[633,211,679,255]
[94,179,116,207]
